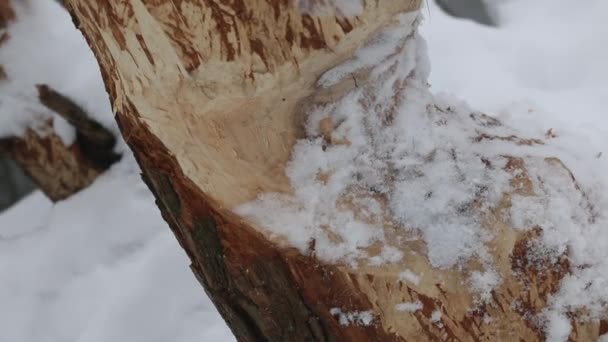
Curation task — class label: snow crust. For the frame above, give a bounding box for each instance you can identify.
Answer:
[395,301,423,313]
[430,310,442,323]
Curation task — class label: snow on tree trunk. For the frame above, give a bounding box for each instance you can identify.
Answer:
[0,0,120,201]
[65,0,606,340]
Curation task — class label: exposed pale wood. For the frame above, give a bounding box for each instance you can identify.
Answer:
[65,0,604,341]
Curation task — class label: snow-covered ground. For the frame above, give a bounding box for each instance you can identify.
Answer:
[0,1,233,341]
[423,1,608,339]
[1,0,606,341]
[0,158,233,342]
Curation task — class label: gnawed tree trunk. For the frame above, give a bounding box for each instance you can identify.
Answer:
[65,0,605,340]
[0,0,120,201]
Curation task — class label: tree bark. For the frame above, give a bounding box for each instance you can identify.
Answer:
[65,0,604,340]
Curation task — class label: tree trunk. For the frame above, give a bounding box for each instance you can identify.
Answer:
[65,0,604,340]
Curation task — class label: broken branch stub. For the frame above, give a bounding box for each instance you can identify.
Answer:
[1,0,119,201]
[37,84,120,169]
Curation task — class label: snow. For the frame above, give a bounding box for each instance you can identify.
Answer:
[544,311,572,342]
[399,269,421,285]
[469,270,501,303]
[52,114,77,145]
[2,0,608,341]
[329,308,375,326]
[0,156,233,342]
[0,0,119,145]
[430,310,442,323]
[395,301,423,313]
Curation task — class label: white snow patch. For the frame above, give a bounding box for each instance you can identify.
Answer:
[469,270,501,303]
[395,301,423,313]
[0,191,52,239]
[544,311,572,342]
[330,308,375,326]
[399,269,421,285]
[431,310,442,323]
[52,115,76,146]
